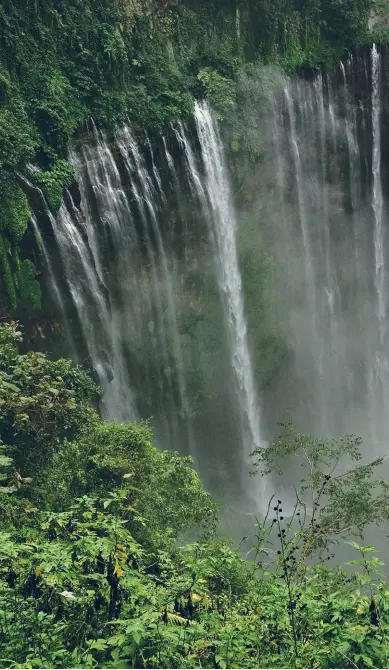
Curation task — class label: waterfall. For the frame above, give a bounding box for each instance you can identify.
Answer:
[178,102,263,480]
[369,45,389,437]
[31,215,67,325]
[24,164,134,420]
[195,103,262,453]
[284,83,330,433]
[55,198,134,421]
[265,47,389,454]
[73,126,186,437]
[15,104,253,517]
[372,45,386,333]
[118,126,190,421]
[30,212,78,357]
[29,46,389,515]
[116,125,194,449]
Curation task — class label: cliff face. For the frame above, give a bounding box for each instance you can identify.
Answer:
[0,0,374,326]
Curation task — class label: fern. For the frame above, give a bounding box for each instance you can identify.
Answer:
[165,612,191,627]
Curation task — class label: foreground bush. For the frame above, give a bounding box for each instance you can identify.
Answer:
[2,321,389,668]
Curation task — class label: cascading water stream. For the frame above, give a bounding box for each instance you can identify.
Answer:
[194,103,262,450]
[30,212,77,357]
[85,126,172,414]
[369,45,389,437]
[74,127,182,438]
[284,87,316,315]
[56,198,134,421]
[24,164,135,420]
[266,48,389,454]
[176,102,264,504]
[117,126,191,430]
[371,45,386,335]
[283,84,330,433]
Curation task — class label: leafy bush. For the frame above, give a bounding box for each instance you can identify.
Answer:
[2,321,389,667]
[252,424,389,551]
[197,67,236,119]
[33,160,75,212]
[2,479,389,668]
[0,96,39,171]
[0,321,98,474]
[46,421,218,547]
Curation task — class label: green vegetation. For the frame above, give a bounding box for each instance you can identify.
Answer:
[0,0,373,309]
[1,320,389,668]
[0,179,40,309]
[0,0,195,308]
[246,0,372,72]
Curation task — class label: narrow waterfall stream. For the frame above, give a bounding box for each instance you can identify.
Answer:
[370,44,389,431]
[182,102,262,462]
[30,45,389,515]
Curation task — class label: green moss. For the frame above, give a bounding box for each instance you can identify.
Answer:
[33,160,75,213]
[0,238,40,310]
[0,95,39,171]
[243,0,371,70]
[17,259,41,309]
[0,182,40,309]
[0,235,16,310]
[197,68,236,119]
[0,182,31,244]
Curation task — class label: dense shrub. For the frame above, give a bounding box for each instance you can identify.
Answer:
[1,320,389,668]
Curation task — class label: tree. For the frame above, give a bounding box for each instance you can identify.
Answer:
[0,320,98,476]
[252,423,389,556]
[46,420,218,546]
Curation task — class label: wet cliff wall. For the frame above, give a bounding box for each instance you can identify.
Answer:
[0,0,373,319]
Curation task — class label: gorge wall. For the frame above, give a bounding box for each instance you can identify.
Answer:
[13,43,389,516]
[1,0,388,514]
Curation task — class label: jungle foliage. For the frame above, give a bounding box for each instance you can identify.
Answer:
[0,0,373,309]
[2,320,389,669]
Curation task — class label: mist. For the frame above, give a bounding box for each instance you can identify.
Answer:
[29,45,389,526]
[234,48,389,465]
